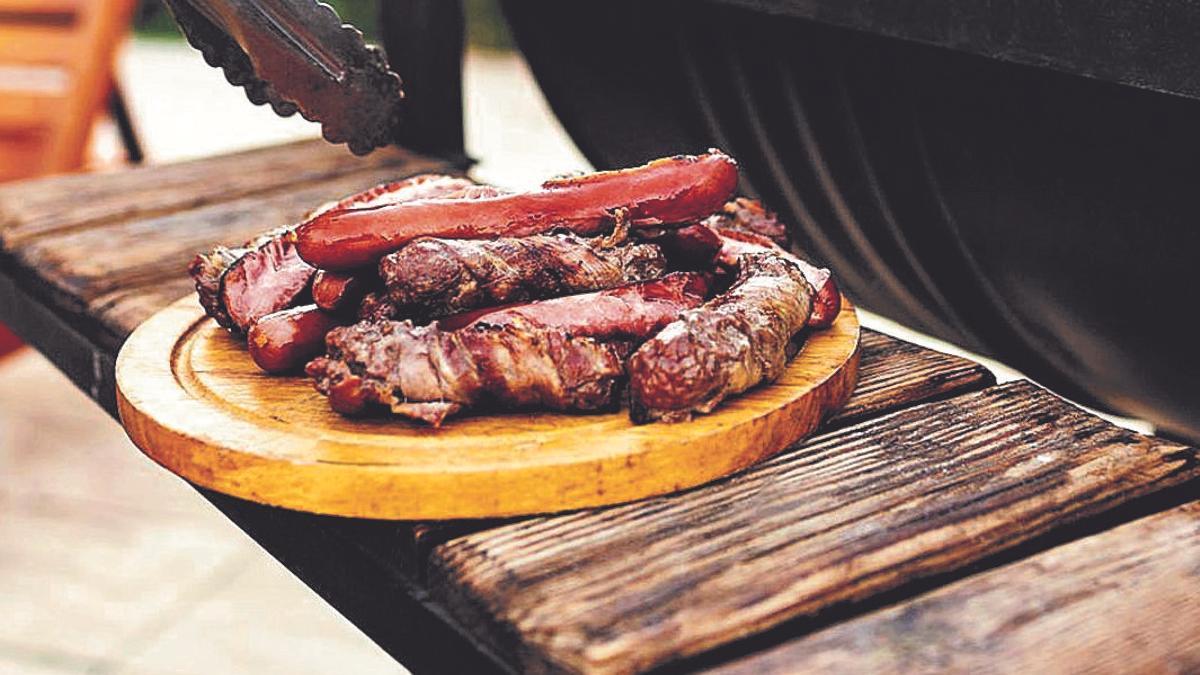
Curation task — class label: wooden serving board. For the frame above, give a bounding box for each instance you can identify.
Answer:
[115,297,860,520]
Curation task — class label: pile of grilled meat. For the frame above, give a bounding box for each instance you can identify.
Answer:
[188,151,841,427]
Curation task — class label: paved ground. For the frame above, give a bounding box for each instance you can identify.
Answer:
[0,34,1152,675]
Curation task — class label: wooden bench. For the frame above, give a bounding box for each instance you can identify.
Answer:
[0,140,1196,674]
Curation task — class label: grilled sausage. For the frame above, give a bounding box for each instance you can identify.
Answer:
[716,229,840,329]
[628,251,815,423]
[296,151,739,270]
[247,305,344,374]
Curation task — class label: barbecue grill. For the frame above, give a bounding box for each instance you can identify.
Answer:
[165,0,1200,441]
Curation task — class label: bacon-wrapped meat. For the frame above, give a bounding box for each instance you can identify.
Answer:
[296,151,739,270]
[437,272,711,340]
[627,251,815,423]
[306,319,627,426]
[379,229,668,319]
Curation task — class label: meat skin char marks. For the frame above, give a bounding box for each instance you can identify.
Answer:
[306,319,628,427]
[379,228,668,319]
[628,252,816,423]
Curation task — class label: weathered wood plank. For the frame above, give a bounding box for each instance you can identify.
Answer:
[827,330,992,426]
[0,143,462,353]
[15,169,417,300]
[708,502,1200,674]
[89,277,197,340]
[0,139,440,246]
[428,382,1198,675]
[14,170,411,347]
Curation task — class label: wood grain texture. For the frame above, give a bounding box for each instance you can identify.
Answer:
[115,297,859,519]
[827,329,993,427]
[710,502,1200,675]
[16,170,411,300]
[428,382,1198,674]
[0,141,464,417]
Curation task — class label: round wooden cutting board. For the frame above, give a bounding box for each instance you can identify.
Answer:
[116,297,860,520]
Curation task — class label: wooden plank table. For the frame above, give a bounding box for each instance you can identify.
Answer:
[1,140,1196,674]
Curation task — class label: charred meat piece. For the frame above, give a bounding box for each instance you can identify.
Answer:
[703,197,790,248]
[379,229,668,319]
[189,227,315,334]
[717,229,840,328]
[306,318,627,426]
[189,246,244,330]
[628,251,815,423]
[296,151,739,270]
[437,272,711,341]
[357,291,398,322]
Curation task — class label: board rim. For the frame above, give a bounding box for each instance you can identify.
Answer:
[116,296,860,520]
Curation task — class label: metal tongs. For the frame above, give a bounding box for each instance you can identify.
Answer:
[162,0,405,155]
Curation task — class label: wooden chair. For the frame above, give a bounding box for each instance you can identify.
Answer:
[0,0,138,182]
[0,0,138,356]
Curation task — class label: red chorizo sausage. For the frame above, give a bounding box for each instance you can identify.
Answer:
[247,305,344,374]
[295,151,739,270]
